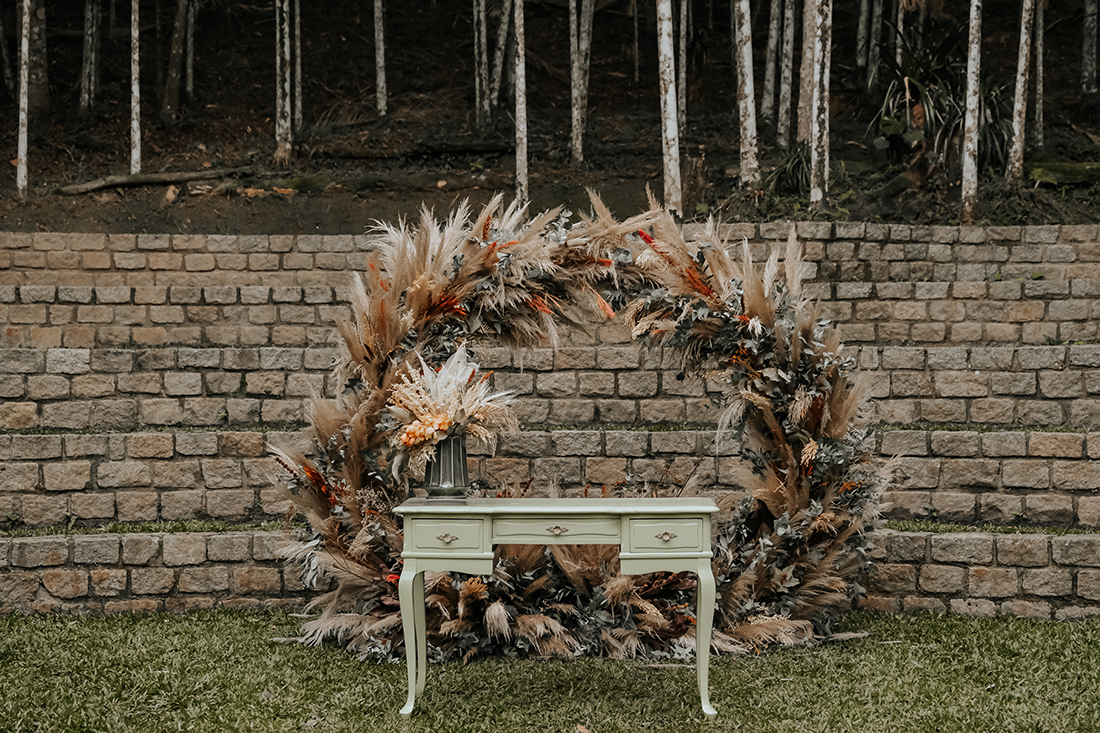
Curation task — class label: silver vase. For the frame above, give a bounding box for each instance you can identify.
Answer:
[424,434,470,499]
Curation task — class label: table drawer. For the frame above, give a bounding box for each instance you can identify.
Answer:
[408,520,486,552]
[628,519,704,552]
[493,517,620,543]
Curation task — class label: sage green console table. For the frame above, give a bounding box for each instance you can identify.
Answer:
[394,497,720,720]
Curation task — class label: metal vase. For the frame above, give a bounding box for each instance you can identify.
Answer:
[424,434,470,498]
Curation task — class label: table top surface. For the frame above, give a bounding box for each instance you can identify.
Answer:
[395,497,720,516]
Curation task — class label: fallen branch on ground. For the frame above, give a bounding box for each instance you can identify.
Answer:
[55,167,254,195]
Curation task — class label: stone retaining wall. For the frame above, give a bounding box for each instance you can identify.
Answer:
[0,530,309,614]
[864,529,1100,620]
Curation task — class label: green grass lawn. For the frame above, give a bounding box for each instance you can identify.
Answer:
[1,610,1098,733]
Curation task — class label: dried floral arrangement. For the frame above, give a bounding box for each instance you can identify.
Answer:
[274,195,886,662]
[622,217,889,647]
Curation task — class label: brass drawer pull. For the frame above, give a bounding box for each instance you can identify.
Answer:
[655,531,678,542]
[546,526,569,535]
[437,533,459,544]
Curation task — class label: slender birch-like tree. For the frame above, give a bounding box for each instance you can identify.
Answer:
[1086,0,1098,98]
[866,0,883,90]
[490,0,512,110]
[1007,0,1036,184]
[131,0,141,174]
[797,0,816,142]
[80,0,102,117]
[734,0,760,187]
[677,0,687,134]
[185,0,196,101]
[1032,0,1044,151]
[961,0,982,221]
[515,0,528,203]
[761,0,782,126]
[274,0,293,164]
[856,0,870,71]
[292,0,301,136]
[474,0,489,129]
[375,0,387,116]
[569,0,594,162]
[162,0,189,121]
[657,0,682,213]
[777,0,796,148]
[17,0,30,194]
[809,0,831,207]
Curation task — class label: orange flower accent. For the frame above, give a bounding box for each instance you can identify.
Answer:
[386,573,400,584]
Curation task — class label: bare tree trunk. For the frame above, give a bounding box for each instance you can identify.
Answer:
[866,0,882,90]
[374,0,387,116]
[274,0,292,164]
[677,0,687,134]
[777,0,795,148]
[856,0,869,71]
[17,0,30,194]
[1032,0,1044,151]
[962,0,982,222]
[162,0,189,121]
[734,0,759,187]
[131,0,141,174]
[515,0,528,203]
[1086,0,1098,97]
[27,0,46,115]
[490,0,512,110]
[1007,0,1035,184]
[80,0,102,117]
[474,0,488,128]
[293,0,302,135]
[809,0,830,207]
[632,0,639,83]
[569,0,595,162]
[797,0,816,143]
[657,0,682,213]
[894,0,904,66]
[185,0,195,101]
[761,0,781,126]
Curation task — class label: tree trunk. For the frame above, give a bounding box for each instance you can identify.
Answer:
[761,0,781,126]
[677,0,687,134]
[1007,0,1035,185]
[569,0,595,163]
[809,0,830,207]
[474,0,489,129]
[131,0,141,174]
[375,0,387,116]
[962,0,982,222]
[274,0,292,164]
[1032,0,1044,151]
[856,0,869,70]
[27,0,46,115]
[515,0,528,203]
[734,0,759,187]
[17,0,30,194]
[490,0,512,110]
[293,0,302,135]
[866,0,882,90]
[797,0,816,143]
[161,0,188,121]
[1085,0,1098,97]
[777,0,795,148]
[632,0,639,83]
[185,0,195,101]
[80,0,102,117]
[657,0,682,213]
[894,0,904,66]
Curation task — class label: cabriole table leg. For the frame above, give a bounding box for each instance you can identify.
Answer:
[398,563,420,718]
[696,560,718,720]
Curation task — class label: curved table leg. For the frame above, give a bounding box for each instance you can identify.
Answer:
[696,560,718,721]
[414,569,427,695]
[398,562,420,718]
